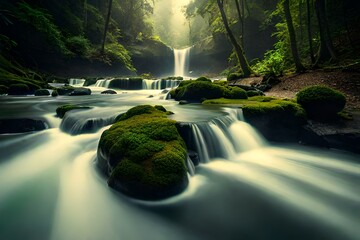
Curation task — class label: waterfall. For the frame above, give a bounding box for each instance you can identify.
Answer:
[95,78,181,90]
[69,79,85,86]
[174,47,191,77]
[95,79,113,88]
[186,109,265,163]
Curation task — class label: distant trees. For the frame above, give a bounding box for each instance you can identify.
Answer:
[216,0,251,77]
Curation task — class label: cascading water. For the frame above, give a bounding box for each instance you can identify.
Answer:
[0,93,359,240]
[174,47,191,77]
[94,78,181,90]
[94,78,113,88]
[69,78,85,86]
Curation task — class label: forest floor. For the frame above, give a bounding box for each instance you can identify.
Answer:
[236,69,360,111]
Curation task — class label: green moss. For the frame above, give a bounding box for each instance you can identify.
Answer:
[223,87,248,99]
[247,90,263,97]
[98,105,188,200]
[195,76,212,82]
[174,81,224,102]
[227,72,243,81]
[296,85,346,119]
[56,104,91,118]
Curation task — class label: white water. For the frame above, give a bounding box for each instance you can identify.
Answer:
[174,47,191,77]
[0,95,359,240]
[94,78,114,88]
[69,78,85,86]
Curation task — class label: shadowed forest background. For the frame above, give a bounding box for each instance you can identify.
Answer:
[1,0,359,82]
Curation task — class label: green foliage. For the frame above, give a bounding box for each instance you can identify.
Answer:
[0,85,9,94]
[15,2,69,55]
[65,36,92,57]
[56,104,91,118]
[34,89,50,96]
[296,86,346,119]
[8,84,29,95]
[104,43,135,71]
[196,76,212,82]
[98,105,188,199]
[252,46,286,76]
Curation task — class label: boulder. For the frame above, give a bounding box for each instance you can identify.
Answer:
[101,89,117,94]
[69,87,91,96]
[0,118,47,134]
[97,105,189,200]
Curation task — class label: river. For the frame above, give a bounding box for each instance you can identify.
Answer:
[0,85,359,240]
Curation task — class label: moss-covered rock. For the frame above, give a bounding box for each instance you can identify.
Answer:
[34,89,50,96]
[69,87,91,96]
[8,84,30,95]
[56,104,91,118]
[223,87,248,99]
[97,105,188,200]
[56,85,75,95]
[227,72,243,81]
[0,118,47,134]
[296,85,346,119]
[203,96,307,142]
[51,90,58,97]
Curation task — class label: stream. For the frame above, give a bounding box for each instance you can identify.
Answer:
[0,85,359,240]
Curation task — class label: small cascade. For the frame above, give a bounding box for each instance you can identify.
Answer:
[69,78,85,86]
[60,110,118,135]
[142,79,161,90]
[95,78,180,90]
[174,47,191,77]
[181,109,265,163]
[94,79,113,88]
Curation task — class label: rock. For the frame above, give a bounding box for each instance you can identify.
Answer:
[179,100,189,105]
[101,89,117,94]
[0,118,47,134]
[69,87,91,96]
[188,150,200,166]
[56,86,75,95]
[34,89,50,96]
[56,104,91,118]
[97,105,189,200]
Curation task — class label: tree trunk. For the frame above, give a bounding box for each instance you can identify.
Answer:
[234,0,244,48]
[101,0,113,54]
[314,0,337,63]
[216,0,251,77]
[283,0,305,72]
[306,0,316,64]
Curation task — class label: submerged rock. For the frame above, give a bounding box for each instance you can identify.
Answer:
[0,118,47,134]
[34,89,50,96]
[101,89,117,94]
[69,87,91,96]
[97,105,188,200]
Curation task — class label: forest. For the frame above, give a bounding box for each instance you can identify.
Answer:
[0,0,359,80]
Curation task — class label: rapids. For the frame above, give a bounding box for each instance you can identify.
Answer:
[0,88,359,240]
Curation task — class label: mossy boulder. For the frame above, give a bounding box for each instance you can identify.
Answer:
[296,85,346,119]
[56,104,91,118]
[69,87,91,96]
[34,89,50,96]
[51,90,59,97]
[8,84,30,95]
[0,85,9,94]
[97,105,188,200]
[203,96,307,142]
[0,118,47,134]
[171,77,223,102]
[227,73,243,81]
[223,87,248,99]
[56,85,75,95]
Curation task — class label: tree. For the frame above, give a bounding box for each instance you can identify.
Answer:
[101,0,113,54]
[306,0,316,64]
[314,0,337,64]
[283,0,305,72]
[216,0,251,77]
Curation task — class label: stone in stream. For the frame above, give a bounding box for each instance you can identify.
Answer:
[0,118,47,134]
[97,105,189,200]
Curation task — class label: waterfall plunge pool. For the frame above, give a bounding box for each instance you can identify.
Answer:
[0,90,359,240]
